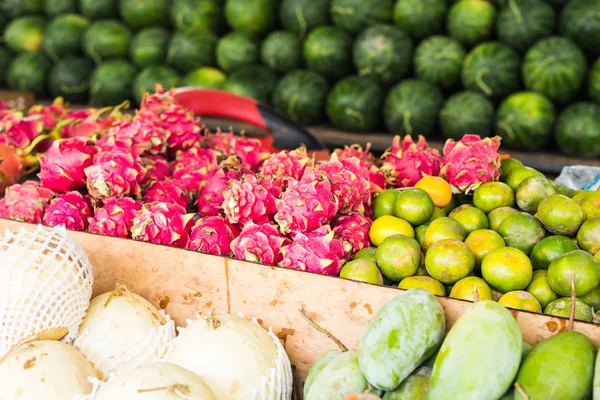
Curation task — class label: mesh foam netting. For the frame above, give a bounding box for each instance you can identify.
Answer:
[0,225,93,358]
[73,310,176,380]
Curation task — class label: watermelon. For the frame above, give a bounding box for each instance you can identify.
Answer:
[224,65,277,104]
[272,70,329,125]
[326,76,383,132]
[353,24,414,85]
[170,0,224,34]
[48,57,93,103]
[166,30,218,73]
[384,79,443,137]
[522,37,587,104]
[133,66,180,105]
[130,27,170,67]
[462,42,521,98]
[448,0,497,48]
[261,31,302,74]
[440,91,495,140]
[215,32,259,73]
[495,91,556,151]
[0,13,7,32]
[393,0,447,41]
[7,52,51,96]
[44,0,77,17]
[330,0,393,34]
[304,26,353,80]
[555,102,600,158]
[89,59,137,106]
[414,35,466,90]
[589,58,600,104]
[225,0,277,36]
[119,0,169,30]
[559,0,600,57]
[0,47,14,86]
[43,14,90,61]
[496,0,556,53]
[83,20,132,64]
[182,67,227,89]
[79,0,118,19]
[548,0,571,7]
[279,0,329,38]
[5,16,46,53]
[4,0,43,17]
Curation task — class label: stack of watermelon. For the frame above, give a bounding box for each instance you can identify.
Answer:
[1,0,600,158]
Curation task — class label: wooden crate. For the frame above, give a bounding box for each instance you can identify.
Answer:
[2,219,600,393]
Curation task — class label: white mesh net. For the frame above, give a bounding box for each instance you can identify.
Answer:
[73,308,176,380]
[0,225,93,357]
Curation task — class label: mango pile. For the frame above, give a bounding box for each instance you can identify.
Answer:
[305,289,598,400]
[340,158,600,322]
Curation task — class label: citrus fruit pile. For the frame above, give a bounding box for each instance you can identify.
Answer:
[340,158,600,322]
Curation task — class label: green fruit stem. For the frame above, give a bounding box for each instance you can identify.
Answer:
[514,382,529,400]
[299,307,348,351]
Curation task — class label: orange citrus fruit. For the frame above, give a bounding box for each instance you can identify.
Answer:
[415,176,453,208]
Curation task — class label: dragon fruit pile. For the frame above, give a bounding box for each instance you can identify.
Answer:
[0,87,502,276]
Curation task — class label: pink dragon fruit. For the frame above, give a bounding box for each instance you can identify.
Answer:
[261,147,311,180]
[368,166,387,193]
[60,102,128,139]
[331,212,372,258]
[230,136,271,171]
[222,174,277,225]
[27,98,66,131]
[317,153,371,214]
[440,134,502,194]
[197,168,240,217]
[187,216,240,256]
[38,137,99,193]
[94,132,135,154]
[334,143,376,165]
[0,181,54,223]
[230,222,290,265]
[171,147,219,196]
[140,155,172,185]
[274,167,339,236]
[0,112,43,148]
[114,116,170,156]
[84,150,146,201]
[381,135,443,188]
[280,225,346,276]
[203,131,236,155]
[130,202,192,247]
[43,192,93,231]
[143,180,189,208]
[88,197,142,238]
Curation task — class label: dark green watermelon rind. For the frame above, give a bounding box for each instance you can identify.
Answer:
[215,32,260,73]
[130,27,170,67]
[166,30,218,74]
[555,102,600,158]
[393,0,447,41]
[326,75,384,132]
[559,0,600,57]
[414,35,466,89]
[89,59,137,106]
[48,57,94,103]
[224,65,277,104]
[83,20,132,65]
[7,52,52,96]
[303,26,353,80]
[260,31,303,74]
[330,0,394,34]
[44,0,78,17]
[224,0,277,36]
[272,70,329,125]
[589,58,600,104]
[119,0,169,30]
[132,66,180,105]
[43,14,90,62]
[279,0,329,38]
[440,91,494,140]
[496,0,556,53]
[170,0,224,34]
[79,0,118,20]
[447,0,497,48]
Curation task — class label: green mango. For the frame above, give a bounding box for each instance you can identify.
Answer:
[516,331,594,400]
[305,350,368,400]
[358,289,445,391]
[429,300,522,399]
[594,346,600,400]
[304,350,342,398]
[382,367,431,399]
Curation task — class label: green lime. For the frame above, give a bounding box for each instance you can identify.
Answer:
[578,194,600,219]
[375,234,421,281]
[449,276,493,301]
[464,229,506,267]
[497,212,545,255]
[352,247,377,264]
[415,256,429,276]
[526,270,559,309]
[429,207,446,222]
[500,157,524,181]
[449,205,489,235]
[373,189,399,218]
[544,297,594,322]
[415,223,430,249]
[481,247,533,292]
[398,276,446,296]
[369,215,415,247]
[547,250,600,297]
[472,182,515,213]
[553,183,575,198]
[581,286,600,312]
[422,217,466,251]
[498,291,542,313]
[340,259,384,285]
[425,239,475,284]
[515,176,556,214]
[576,217,600,254]
[441,194,459,215]
[537,194,585,237]
[488,206,519,231]
[530,235,579,270]
[505,166,543,192]
[393,188,434,226]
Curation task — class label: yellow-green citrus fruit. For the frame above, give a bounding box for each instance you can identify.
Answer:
[530,235,579,270]
[398,276,446,296]
[488,206,519,231]
[473,181,515,213]
[374,189,399,218]
[375,234,421,281]
[369,215,415,247]
[497,212,545,255]
[393,188,435,226]
[547,250,600,297]
[515,176,556,214]
[526,270,559,309]
[536,194,585,237]
[449,276,493,301]
[481,247,533,292]
[425,239,475,284]
[340,259,384,285]
[464,229,506,267]
[422,217,466,252]
[498,291,542,313]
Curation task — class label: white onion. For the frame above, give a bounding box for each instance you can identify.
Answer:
[73,286,175,380]
[0,340,96,400]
